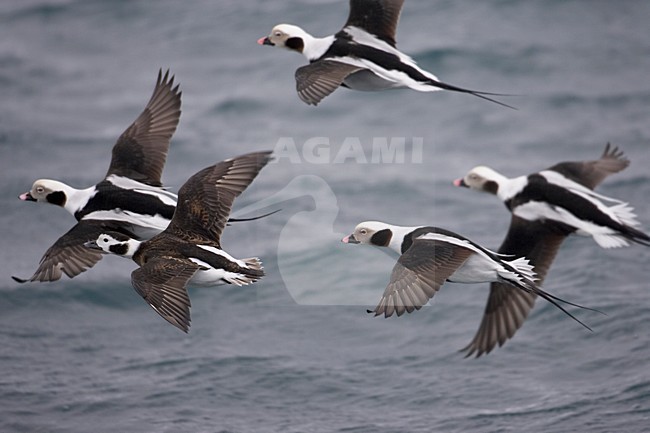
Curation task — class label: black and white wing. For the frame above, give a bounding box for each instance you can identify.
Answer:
[343,0,405,47]
[106,69,182,187]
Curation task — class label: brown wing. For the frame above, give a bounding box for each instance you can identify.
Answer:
[106,69,182,186]
[295,61,364,106]
[461,217,567,357]
[371,239,473,318]
[546,142,629,190]
[131,257,198,333]
[164,151,273,247]
[11,220,120,283]
[343,0,405,47]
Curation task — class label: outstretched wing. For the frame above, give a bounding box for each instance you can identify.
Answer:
[546,142,629,190]
[11,220,128,283]
[165,151,273,246]
[343,0,405,47]
[461,217,566,357]
[106,69,182,186]
[131,257,198,333]
[295,61,364,106]
[370,238,472,317]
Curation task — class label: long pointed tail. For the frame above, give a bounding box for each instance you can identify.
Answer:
[227,209,281,225]
[623,222,650,247]
[501,257,602,331]
[530,285,605,332]
[430,79,517,110]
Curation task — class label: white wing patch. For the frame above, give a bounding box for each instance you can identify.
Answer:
[343,26,418,66]
[197,245,247,268]
[418,232,491,256]
[83,210,171,233]
[541,171,643,231]
[540,170,625,204]
[419,232,536,287]
[332,55,440,92]
[106,175,178,206]
[514,200,630,248]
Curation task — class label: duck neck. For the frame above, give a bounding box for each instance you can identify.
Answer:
[302,34,335,61]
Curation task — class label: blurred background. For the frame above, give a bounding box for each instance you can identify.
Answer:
[0,1,649,432]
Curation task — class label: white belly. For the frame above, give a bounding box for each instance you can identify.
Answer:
[446,254,499,284]
[187,258,255,287]
[188,268,231,287]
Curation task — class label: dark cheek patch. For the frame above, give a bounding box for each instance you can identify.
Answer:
[46,191,66,207]
[109,243,129,256]
[484,180,499,195]
[285,37,304,52]
[371,229,392,247]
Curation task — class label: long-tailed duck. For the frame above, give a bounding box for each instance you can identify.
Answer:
[15,70,182,283]
[258,0,512,107]
[454,143,642,357]
[85,151,272,332]
[341,221,595,332]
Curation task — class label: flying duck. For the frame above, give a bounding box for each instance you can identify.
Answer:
[85,151,272,332]
[454,143,642,356]
[258,0,512,107]
[15,69,182,283]
[341,221,595,334]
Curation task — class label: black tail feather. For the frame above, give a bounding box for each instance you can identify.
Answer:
[531,285,605,332]
[631,237,650,247]
[227,209,281,225]
[628,229,650,247]
[431,79,518,110]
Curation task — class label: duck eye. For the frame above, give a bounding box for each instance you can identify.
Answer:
[36,187,44,193]
[103,238,109,243]
[360,229,367,235]
[275,31,282,37]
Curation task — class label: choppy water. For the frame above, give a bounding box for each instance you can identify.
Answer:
[1,0,650,432]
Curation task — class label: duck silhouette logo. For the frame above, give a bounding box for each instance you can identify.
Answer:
[231,175,396,306]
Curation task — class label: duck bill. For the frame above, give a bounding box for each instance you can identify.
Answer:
[453,178,468,188]
[19,192,36,201]
[257,36,274,46]
[84,240,101,250]
[341,234,360,244]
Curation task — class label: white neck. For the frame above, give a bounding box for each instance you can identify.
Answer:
[385,224,421,255]
[43,180,96,215]
[301,33,335,61]
[122,238,143,258]
[496,174,528,201]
